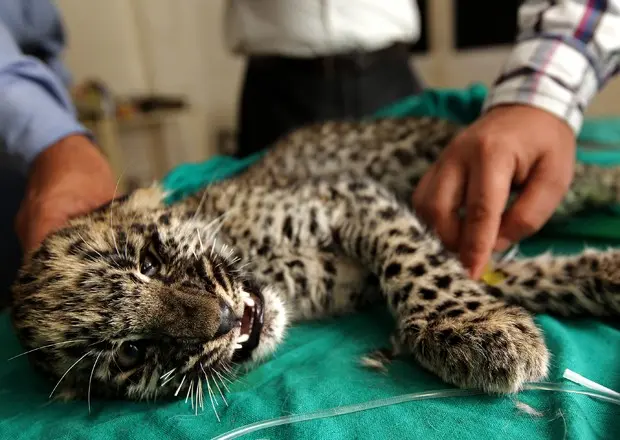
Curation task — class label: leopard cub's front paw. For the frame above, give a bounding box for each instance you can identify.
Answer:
[401,305,549,393]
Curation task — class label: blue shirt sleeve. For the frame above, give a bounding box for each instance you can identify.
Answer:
[0,13,88,165]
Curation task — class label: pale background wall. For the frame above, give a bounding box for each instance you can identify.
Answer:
[55,0,620,184]
[56,0,246,184]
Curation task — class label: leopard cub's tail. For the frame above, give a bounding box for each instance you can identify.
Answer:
[485,249,620,318]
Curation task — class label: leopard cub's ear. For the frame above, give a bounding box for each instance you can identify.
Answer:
[89,183,168,215]
[123,184,168,211]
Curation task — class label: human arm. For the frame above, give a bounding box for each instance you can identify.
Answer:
[0,9,87,163]
[0,6,116,253]
[414,0,620,278]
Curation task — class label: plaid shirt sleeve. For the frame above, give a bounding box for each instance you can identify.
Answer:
[483,0,620,134]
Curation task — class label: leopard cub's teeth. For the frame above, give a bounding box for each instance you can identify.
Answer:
[238,334,250,343]
[234,343,243,350]
[240,291,249,299]
[244,296,255,308]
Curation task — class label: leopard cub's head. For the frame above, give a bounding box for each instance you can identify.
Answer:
[10,186,287,403]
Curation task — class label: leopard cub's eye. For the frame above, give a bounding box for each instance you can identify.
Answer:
[116,341,146,370]
[140,250,159,277]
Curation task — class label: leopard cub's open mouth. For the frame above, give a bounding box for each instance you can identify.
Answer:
[233,290,264,362]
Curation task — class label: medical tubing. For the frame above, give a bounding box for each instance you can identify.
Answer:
[210,382,620,440]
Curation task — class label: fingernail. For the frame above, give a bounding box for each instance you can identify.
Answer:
[469,266,482,281]
[459,251,477,279]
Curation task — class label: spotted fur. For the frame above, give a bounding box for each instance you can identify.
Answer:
[10,117,620,403]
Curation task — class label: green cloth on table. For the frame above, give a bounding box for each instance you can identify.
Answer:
[372,83,489,125]
[162,152,266,205]
[1,236,619,440]
[1,87,620,439]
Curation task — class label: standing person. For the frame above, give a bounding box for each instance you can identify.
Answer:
[226,0,425,157]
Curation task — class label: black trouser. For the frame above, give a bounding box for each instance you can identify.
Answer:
[236,43,424,157]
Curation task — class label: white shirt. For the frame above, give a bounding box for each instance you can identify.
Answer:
[224,0,420,57]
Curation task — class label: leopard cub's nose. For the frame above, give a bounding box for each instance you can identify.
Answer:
[214,300,240,338]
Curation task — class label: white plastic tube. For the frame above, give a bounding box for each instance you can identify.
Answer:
[210,382,620,440]
[562,369,620,398]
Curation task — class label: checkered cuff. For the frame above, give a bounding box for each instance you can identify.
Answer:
[483,38,598,134]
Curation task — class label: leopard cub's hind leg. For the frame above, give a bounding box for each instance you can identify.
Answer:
[325,177,549,393]
[492,248,620,317]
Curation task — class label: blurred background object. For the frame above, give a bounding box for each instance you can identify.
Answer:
[71,79,189,192]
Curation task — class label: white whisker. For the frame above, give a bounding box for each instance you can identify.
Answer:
[211,238,217,257]
[192,189,209,222]
[75,232,104,261]
[207,224,226,246]
[86,338,107,348]
[108,173,124,257]
[196,228,205,252]
[214,369,232,389]
[205,372,219,409]
[194,379,200,415]
[8,340,85,361]
[205,376,220,421]
[204,212,229,232]
[49,350,93,399]
[185,379,194,404]
[88,351,103,414]
[174,375,187,397]
[110,228,120,257]
[161,374,176,388]
[160,368,176,380]
[220,362,234,375]
[199,378,205,412]
[191,380,195,410]
[212,372,228,407]
[233,262,251,272]
[124,233,129,260]
[201,364,219,407]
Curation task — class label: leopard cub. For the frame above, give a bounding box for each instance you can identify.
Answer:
[11,117,620,404]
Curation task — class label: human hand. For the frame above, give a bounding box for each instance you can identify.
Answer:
[15,135,117,255]
[413,104,576,279]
